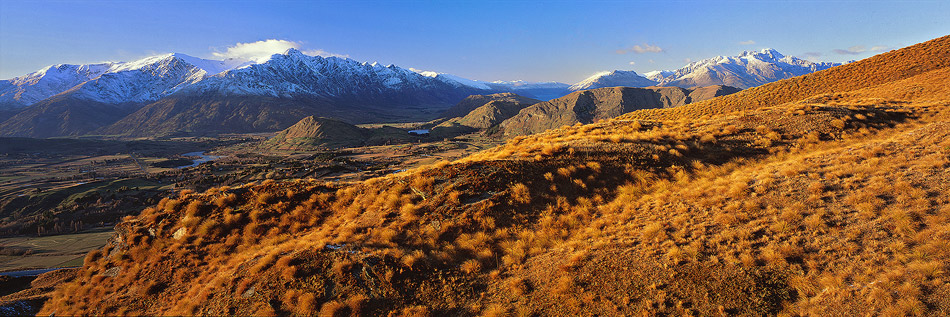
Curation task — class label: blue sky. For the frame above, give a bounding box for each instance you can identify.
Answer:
[1,0,948,82]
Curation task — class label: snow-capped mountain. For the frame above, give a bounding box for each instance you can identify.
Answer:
[0,53,250,109]
[568,70,657,91]
[71,53,236,104]
[646,48,841,89]
[186,48,471,101]
[643,70,674,83]
[0,63,115,108]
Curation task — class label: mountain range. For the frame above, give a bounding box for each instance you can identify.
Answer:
[0,48,840,138]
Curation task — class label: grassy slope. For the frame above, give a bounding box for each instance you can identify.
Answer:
[38,35,950,316]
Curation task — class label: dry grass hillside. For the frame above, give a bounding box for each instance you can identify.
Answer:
[38,35,950,316]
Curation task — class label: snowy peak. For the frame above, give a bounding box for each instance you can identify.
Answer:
[68,53,230,104]
[0,53,259,108]
[643,70,674,82]
[651,48,841,89]
[568,70,657,91]
[0,62,115,107]
[738,48,785,61]
[168,53,252,75]
[186,50,475,99]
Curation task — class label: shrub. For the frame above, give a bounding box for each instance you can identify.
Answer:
[399,306,431,317]
[317,300,348,317]
[482,303,509,317]
[510,183,530,204]
[461,259,482,274]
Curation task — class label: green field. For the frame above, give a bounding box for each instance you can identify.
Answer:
[0,230,113,272]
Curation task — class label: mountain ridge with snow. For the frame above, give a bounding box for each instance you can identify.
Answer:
[0,47,843,137]
[1,47,841,110]
[644,48,842,88]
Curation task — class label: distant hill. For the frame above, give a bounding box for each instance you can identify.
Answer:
[265,116,418,150]
[265,116,369,149]
[438,93,540,120]
[426,93,542,136]
[499,85,740,136]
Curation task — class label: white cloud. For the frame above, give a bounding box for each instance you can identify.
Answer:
[834,44,891,56]
[834,45,867,55]
[628,61,636,65]
[632,43,663,53]
[801,52,823,61]
[212,39,297,61]
[303,49,349,59]
[739,40,756,45]
[211,39,348,62]
[616,43,664,54]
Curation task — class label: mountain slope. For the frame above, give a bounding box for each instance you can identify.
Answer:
[432,97,541,137]
[97,95,344,137]
[438,93,540,120]
[685,84,743,101]
[265,116,370,148]
[446,99,538,130]
[499,85,738,136]
[0,95,136,138]
[264,116,418,150]
[36,34,950,316]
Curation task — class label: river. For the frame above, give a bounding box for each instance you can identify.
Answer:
[177,151,225,169]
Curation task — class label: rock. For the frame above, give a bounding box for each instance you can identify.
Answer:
[100,267,121,277]
[242,286,255,298]
[173,227,187,240]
